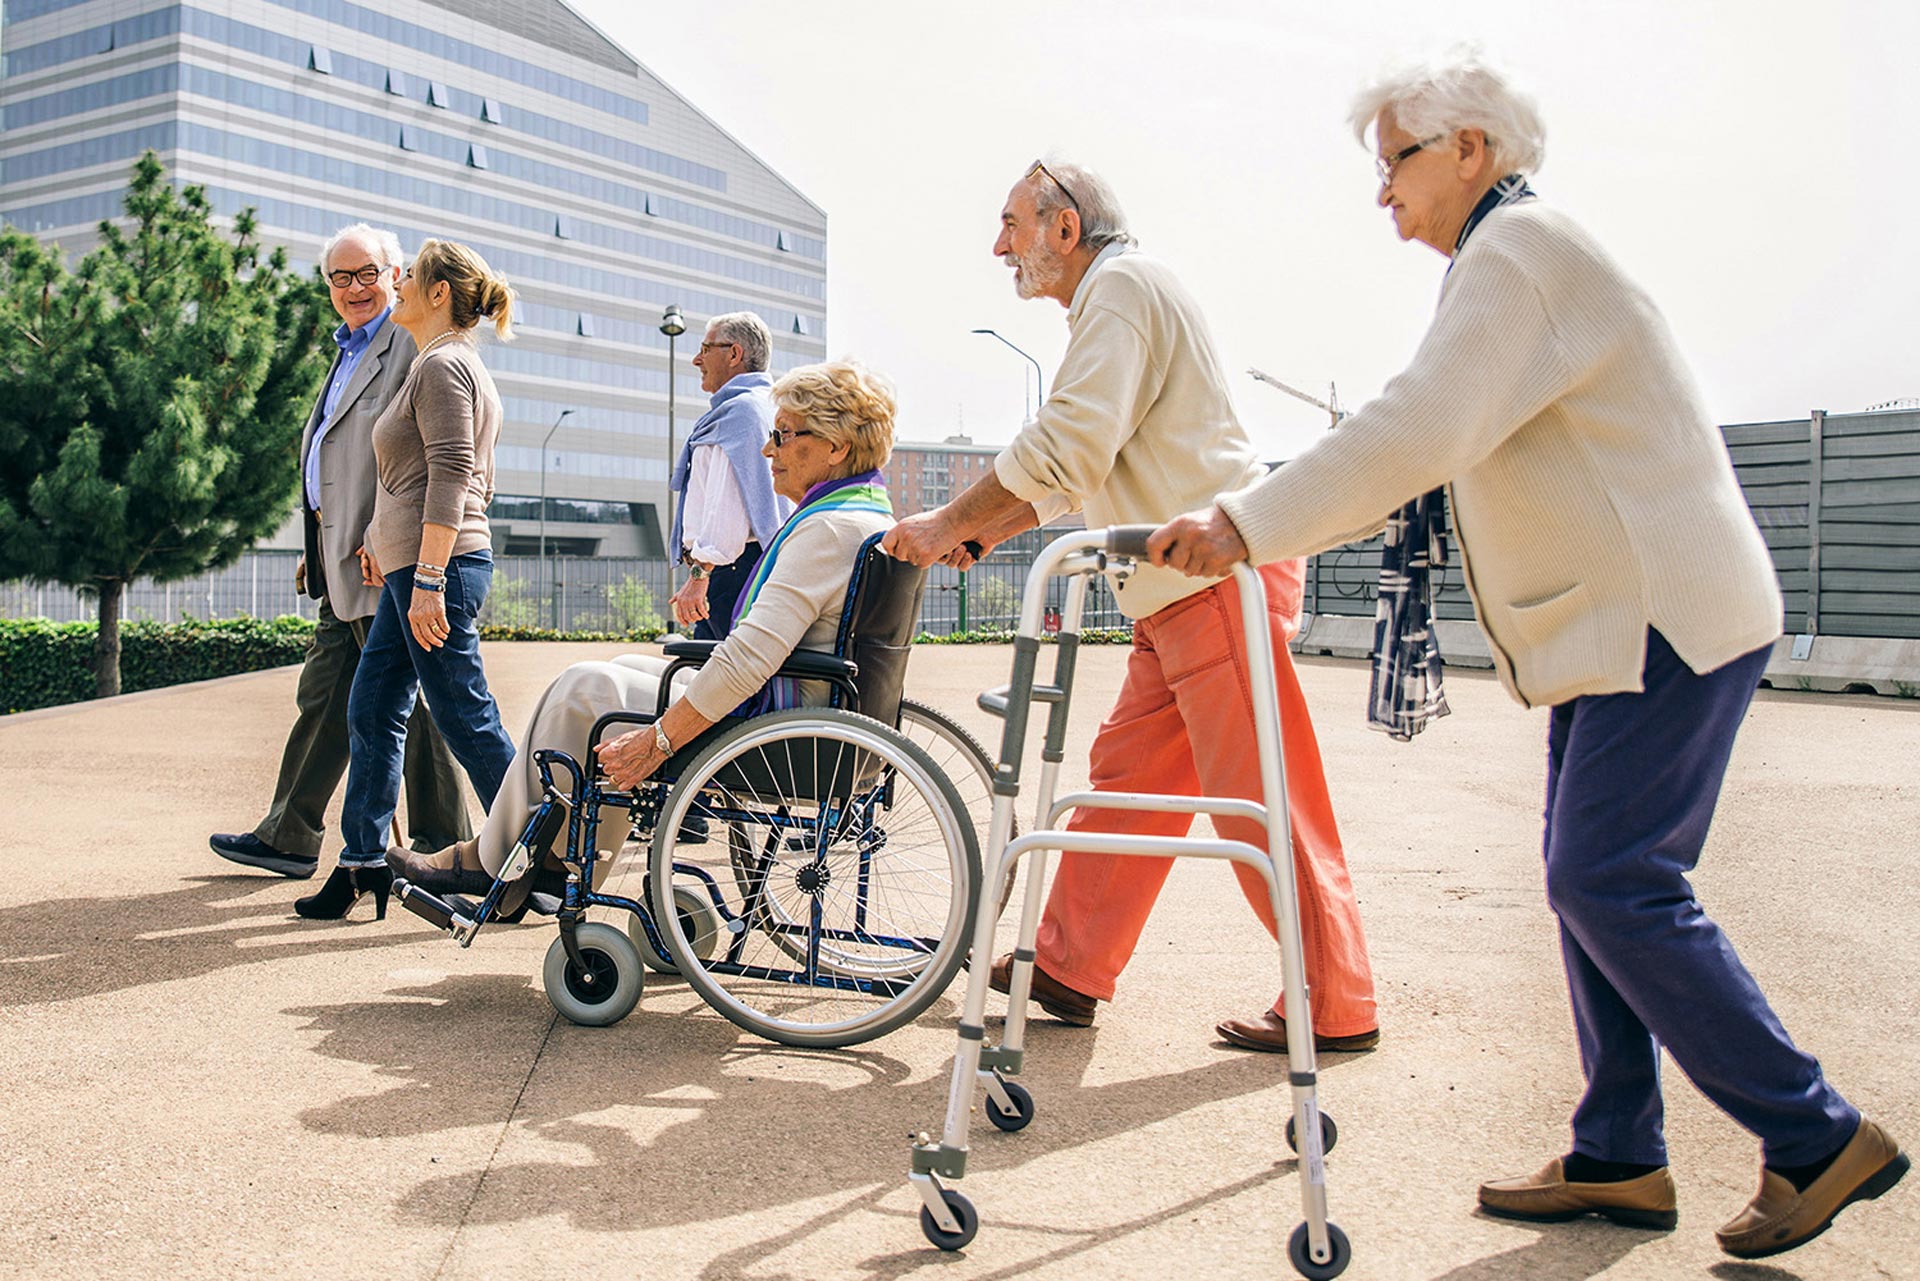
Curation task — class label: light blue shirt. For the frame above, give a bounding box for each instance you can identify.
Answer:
[304,308,391,510]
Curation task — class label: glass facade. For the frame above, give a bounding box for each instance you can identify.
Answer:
[0,0,827,557]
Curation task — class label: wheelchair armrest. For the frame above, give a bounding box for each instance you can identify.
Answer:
[661,638,719,663]
[776,650,858,682]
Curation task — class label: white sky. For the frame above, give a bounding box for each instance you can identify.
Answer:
[576,0,1920,460]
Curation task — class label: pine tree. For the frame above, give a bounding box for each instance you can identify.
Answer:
[0,152,330,697]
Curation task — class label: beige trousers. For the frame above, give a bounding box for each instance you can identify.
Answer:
[479,654,688,874]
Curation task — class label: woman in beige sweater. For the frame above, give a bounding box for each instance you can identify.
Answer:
[299,240,518,922]
[1149,51,1902,1262]
[390,361,897,896]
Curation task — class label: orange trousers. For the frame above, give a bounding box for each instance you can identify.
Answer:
[1035,560,1378,1037]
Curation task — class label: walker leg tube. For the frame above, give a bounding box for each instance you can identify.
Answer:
[1232,565,1336,1263]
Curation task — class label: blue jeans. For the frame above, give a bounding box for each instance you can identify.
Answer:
[1546,629,1857,1166]
[340,553,515,866]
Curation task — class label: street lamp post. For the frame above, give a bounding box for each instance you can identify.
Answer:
[970,327,1044,421]
[659,303,688,628]
[539,407,574,629]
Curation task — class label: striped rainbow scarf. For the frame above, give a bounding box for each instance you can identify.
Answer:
[728,470,893,716]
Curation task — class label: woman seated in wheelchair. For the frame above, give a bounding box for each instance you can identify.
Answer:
[390,360,898,902]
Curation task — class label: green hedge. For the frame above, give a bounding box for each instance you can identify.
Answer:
[0,616,319,714]
[1,616,1124,715]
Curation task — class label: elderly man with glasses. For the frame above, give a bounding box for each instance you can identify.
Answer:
[883,158,1379,1054]
[209,223,470,879]
[670,311,788,641]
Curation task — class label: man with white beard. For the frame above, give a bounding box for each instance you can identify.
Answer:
[882,159,1379,1053]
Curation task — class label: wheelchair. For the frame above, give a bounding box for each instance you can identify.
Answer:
[395,534,989,1048]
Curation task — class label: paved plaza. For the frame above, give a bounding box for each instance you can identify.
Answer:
[1,642,1914,1281]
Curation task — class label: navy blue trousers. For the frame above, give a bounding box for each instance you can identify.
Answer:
[692,540,761,642]
[1546,629,1856,1167]
[341,553,516,865]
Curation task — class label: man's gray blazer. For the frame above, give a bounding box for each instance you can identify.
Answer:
[298,321,418,622]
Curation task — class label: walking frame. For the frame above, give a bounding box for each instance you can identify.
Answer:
[906,526,1351,1279]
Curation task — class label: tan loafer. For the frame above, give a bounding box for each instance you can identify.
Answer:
[1478,1159,1678,1229]
[1716,1118,1908,1259]
[987,952,1098,1026]
[1215,1008,1380,1055]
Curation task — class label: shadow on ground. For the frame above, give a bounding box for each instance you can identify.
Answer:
[0,874,394,1007]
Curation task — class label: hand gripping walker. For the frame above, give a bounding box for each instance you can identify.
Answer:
[906,526,1351,1280]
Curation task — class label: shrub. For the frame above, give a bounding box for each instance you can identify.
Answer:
[0,615,316,713]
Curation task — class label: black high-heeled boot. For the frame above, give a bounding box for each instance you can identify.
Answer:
[294,865,392,921]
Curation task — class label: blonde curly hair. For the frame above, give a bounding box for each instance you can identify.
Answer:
[772,361,896,476]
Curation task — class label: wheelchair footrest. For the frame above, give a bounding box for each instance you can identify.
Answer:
[525,892,564,917]
[397,881,459,931]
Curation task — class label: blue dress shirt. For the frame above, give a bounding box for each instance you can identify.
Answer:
[304,308,392,510]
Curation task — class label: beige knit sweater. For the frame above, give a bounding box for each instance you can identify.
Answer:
[995,249,1266,619]
[1218,201,1781,709]
[366,339,501,572]
[681,508,894,720]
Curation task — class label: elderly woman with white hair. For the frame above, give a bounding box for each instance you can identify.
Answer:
[1148,50,1904,1260]
[390,361,897,905]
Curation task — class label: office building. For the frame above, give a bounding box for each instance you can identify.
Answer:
[0,0,827,555]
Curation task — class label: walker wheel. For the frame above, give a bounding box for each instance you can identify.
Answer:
[1285,1110,1338,1155]
[920,1189,979,1251]
[1287,1220,1350,1279]
[985,1080,1035,1132]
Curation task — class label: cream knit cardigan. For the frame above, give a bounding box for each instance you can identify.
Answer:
[1218,202,1781,709]
[995,250,1267,620]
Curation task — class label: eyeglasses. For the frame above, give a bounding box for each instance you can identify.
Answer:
[1375,135,1444,187]
[698,340,738,354]
[767,426,819,448]
[1027,161,1080,215]
[327,263,386,289]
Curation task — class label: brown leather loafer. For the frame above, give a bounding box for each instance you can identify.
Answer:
[1215,1008,1380,1055]
[1716,1118,1908,1259]
[387,838,492,896]
[1478,1159,1678,1229]
[988,952,1098,1026]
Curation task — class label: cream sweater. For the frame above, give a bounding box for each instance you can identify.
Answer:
[995,249,1266,619]
[681,508,894,720]
[1218,202,1781,709]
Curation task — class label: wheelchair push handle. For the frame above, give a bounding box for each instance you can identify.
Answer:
[1104,525,1159,561]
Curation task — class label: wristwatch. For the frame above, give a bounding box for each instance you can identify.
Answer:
[687,561,710,580]
[653,721,673,755]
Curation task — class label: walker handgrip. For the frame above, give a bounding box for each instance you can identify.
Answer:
[1105,526,1158,560]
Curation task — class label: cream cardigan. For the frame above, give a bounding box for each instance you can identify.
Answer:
[1218,202,1780,709]
[995,249,1266,620]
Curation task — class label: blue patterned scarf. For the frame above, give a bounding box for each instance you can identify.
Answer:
[1368,173,1535,742]
[727,470,892,717]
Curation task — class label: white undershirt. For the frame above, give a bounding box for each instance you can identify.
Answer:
[681,443,753,567]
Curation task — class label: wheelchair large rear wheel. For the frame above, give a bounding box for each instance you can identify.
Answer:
[897,700,1016,916]
[649,708,980,1047]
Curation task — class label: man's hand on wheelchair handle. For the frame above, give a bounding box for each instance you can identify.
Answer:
[1147,505,1250,578]
[880,510,966,567]
[599,728,665,790]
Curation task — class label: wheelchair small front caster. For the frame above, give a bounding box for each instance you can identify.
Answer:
[1285,1110,1338,1155]
[543,922,643,1027]
[1286,1220,1350,1280]
[637,885,723,974]
[985,1080,1034,1132]
[920,1188,979,1251]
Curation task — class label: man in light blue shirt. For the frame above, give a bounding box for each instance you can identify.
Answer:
[211,224,470,878]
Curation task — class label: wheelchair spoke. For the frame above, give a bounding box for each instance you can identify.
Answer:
[648,709,980,1047]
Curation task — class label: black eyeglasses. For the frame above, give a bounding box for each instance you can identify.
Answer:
[327,264,386,289]
[767,426,819,448]
[1375,135,1444,187]
[1028,161,1080,215]
[698,340,738,354]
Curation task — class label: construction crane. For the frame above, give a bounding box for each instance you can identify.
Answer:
[1247,367,1344,429]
